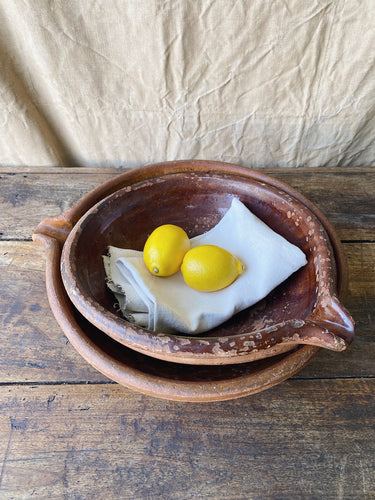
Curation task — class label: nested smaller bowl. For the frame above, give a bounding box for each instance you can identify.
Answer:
[57,161,354,365]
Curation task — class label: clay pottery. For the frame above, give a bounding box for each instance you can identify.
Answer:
[35,161,354,367]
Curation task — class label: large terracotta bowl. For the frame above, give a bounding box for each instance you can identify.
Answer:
[42,161,354,366]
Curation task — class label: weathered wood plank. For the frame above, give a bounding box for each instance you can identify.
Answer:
[269,168,375,241]
[0,379,374,499]
[0,240,373,383]
[0,164,373,174]
[0,242,107,383]
[0,172,118,241]
[0,166,125,174]
[0,167,374,241]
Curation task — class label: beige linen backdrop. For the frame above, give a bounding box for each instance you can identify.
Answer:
[0,0,374,168]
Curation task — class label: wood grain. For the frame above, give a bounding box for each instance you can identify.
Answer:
[0,241,107,383]
[269,167,375,241]
[1,166,374,241]
[0,380,374,499]
[0,172,115,241]
[0,166,373,499]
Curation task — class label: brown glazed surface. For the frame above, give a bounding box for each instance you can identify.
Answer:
[33,160,354,400]
[56,161,354,365]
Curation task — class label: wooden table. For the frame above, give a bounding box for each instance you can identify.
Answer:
[1,165,374,499]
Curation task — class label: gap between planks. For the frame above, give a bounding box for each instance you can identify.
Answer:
[0,374,374,389]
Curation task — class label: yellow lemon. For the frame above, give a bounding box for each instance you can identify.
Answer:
[181,244,244,292]
[143,224,190,276]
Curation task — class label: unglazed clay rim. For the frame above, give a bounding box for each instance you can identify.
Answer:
[58,161,353,364]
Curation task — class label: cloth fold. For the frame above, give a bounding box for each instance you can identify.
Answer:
[103,198,307,335]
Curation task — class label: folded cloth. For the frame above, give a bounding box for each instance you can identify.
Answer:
[103,198,307,335]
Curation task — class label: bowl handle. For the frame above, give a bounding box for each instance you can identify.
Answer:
[310,294,354,344]
[33,211,75,247]
[274,295,354,352]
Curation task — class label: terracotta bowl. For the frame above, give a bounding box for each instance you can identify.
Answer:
[30,234,321,401]
[36,161,354,367]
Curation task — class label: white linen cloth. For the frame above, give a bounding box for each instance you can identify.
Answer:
[103,198,307,335]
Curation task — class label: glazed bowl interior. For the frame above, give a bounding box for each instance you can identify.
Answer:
[60,167,345,365]
[73,175,315,320]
